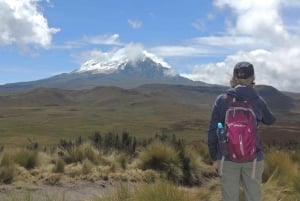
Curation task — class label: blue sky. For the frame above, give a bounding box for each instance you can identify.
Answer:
[1,0,300,92]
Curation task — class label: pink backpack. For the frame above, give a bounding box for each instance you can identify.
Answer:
[225,95,257,162]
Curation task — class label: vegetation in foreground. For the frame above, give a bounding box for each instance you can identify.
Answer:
[0,132,299,201]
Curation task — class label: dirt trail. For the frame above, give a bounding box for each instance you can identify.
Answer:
[0,179,115,201]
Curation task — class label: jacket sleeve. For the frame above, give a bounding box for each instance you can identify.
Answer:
[258,96,276,125]
[207,94,226,161]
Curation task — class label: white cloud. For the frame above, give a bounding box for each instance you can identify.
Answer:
[128,19,143,29]
[190,36,274,53]
[214,0,290,45]
[82,34,122,45]
[0,0,59,48]
[182,50,269,86]
[182,0,300,92]
[182,48,300,92]
[115,43,146,61]
[150,45,211,57]
[53,34,122,49]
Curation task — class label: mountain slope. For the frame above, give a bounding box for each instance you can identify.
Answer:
[255,85,294,111]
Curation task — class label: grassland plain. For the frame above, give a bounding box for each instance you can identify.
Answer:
[0,84,298,147]
[0,84,299,201]
[0,85,215,147]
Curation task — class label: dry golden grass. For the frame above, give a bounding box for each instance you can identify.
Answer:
[192,178,222,201]
[0,140,299,201]
[264,149,299,188]
[262,149,300,200]
[100,181,193,201]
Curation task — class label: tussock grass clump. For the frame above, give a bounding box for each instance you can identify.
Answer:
[195,141,212,165]
[84,145,100,165]
[14,149,39,170]
[136,138,205,185]
[263,148,300,199]
[63,147,85,164]
[290,149,300,163]
[0,151,15,184]
[179,146,205,185]
[52,157,65,173]
[59,142,101,165]
[262,178,299,201]
[193,178,221,201]
[264,150,298,185]
[0,148,41,183]
[137,141,183,183]
[82,159,94,175]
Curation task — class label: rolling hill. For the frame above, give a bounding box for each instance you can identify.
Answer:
[0,84,294,111]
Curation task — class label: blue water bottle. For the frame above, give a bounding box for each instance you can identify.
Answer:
[217,122,228,156]
[217,122,226,143]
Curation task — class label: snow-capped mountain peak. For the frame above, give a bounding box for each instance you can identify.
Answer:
[76,58,127,74]
[74,44,172,75]
[0,45,206,92]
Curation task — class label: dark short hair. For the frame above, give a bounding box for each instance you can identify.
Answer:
[233,61,254,79]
